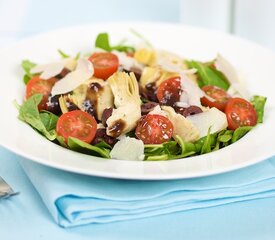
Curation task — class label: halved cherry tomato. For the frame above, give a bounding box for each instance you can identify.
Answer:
[156,76,181,106]
[225,97,257,130]
[56,110,97,143]
[135,114,173,144]
[88,52,119,80]
[26,76,57,111]
[201,85,231,111]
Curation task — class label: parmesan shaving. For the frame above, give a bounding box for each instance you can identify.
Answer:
[112,50,143,71]
[30,58,76,80]
[187,107,228,138]
[51,59,94,96]
[179,73,205,107]
[110,137,144,161]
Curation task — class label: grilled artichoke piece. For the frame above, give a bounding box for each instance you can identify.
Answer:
[106,72,141,138]
[58,94,79,113]
[140,66,179,88]
[58,78,114,120]
[161,106,200,142]
[74,78,114,120]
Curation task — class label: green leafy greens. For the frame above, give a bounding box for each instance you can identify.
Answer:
[21,60,36,84]
[251,95,267,123]
[67,137,110,158]
[95,32,135,53]
[186,60,230,90]
[17,94,58,140]
[144,126,253,161]
[16,94,111,158]
[57,49,81,60]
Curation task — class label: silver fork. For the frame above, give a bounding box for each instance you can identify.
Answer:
[0,176,18,199]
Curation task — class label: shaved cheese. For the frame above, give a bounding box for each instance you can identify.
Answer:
[215,54,239,84]
[110,137,144,161]
[162,106,200,142]
[179,73,205,107]
[30,58,77,80]
[215,54,250,99]
[112,50,143,71]
[187,107,228,138]
[174,101,189,108]
[148,105,167,117]
[156,50,183,71]
[227,83,251,100]
[51,59,93,96]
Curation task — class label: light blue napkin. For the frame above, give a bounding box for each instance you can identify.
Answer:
[20,156,275,228]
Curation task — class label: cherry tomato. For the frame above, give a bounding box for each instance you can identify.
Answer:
[135,114,173,144]
[156,76,181,106]
[201,85,231,111]
[56,110,97,143]
[26,76,57,111]
[88,52,119,80]
[225,98,257,130]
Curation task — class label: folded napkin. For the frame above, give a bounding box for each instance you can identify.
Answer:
[20,156,275,228]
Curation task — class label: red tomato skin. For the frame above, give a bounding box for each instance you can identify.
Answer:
[88,52,119,80]
[56,110,97,143]
[201,85,231,111]
[156,76,181,106]
[135,114,174,144]
[26,76,57,111]
[225,97,257,130]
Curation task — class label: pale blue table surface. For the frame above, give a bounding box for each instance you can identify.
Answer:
[1,1,275,238]
[1,146,275,240]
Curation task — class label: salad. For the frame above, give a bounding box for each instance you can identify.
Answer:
[17,32,266,161]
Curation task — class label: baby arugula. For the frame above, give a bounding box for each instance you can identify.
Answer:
[186,60,230,90]
[21,60,37,84]
[95,32,135,53]
[16,92,266,161]
[16,94,111,158]
[16,94,57,141]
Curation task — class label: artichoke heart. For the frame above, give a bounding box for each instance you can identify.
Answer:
[106,72,141,137]
[59,78,114,120]
[140,66,179,88]
[162,106,200,142]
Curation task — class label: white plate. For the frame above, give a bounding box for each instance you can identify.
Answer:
[1,22,275,180]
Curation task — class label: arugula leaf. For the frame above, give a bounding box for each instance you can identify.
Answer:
[250,95,267,123]
[94,141,112,149]
[95,32,135,53]
[57,49,70,58]
[174,135,196,155]
[144,137,196,161]
[144,125,254,160]
[58,49,81,60]
[186,60,230,90]
[95,33,111,51]
[146,154,169,161]
[67,137,110,158]
[18,94,57,141]
[21,60,36,84]
[231,126,253,143]
[200,129,212,154]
